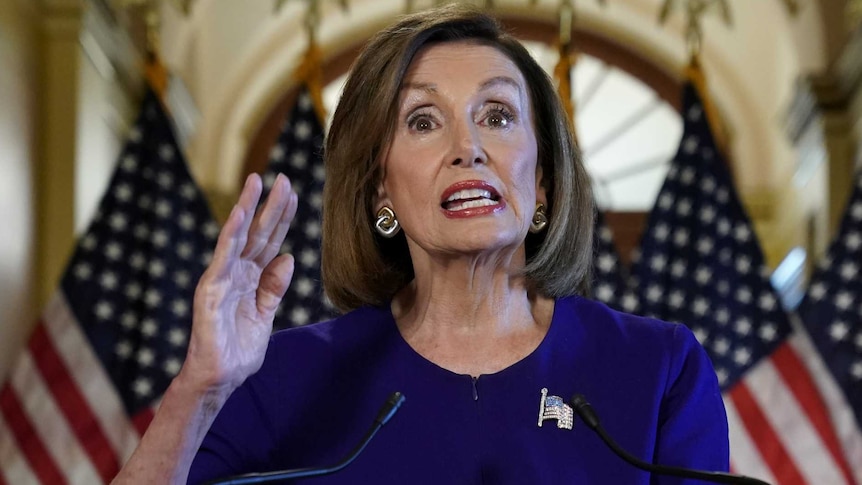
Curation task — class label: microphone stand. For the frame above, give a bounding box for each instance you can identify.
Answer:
[206,392,405,485]
[570,394,771,485]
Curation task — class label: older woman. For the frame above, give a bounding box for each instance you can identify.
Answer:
[114,5,728,484]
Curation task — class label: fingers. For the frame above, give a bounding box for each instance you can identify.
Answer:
[256,253,295,317]
[242,174,297,266]
[207,175,263,280]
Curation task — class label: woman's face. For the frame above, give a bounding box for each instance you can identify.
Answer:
[378,41,545,260]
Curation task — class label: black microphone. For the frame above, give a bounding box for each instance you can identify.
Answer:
[206,392,405,485]
[570,394,771,485]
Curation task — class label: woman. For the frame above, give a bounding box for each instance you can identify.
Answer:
[114,5,728,484]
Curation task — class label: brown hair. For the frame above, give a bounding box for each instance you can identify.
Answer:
[322,3,595,312]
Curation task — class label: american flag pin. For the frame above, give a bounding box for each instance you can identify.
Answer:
[537,388,574,430]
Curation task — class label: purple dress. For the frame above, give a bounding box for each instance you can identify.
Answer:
[188,296,729,484]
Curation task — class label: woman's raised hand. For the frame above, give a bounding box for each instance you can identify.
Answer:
[181,173,298,392]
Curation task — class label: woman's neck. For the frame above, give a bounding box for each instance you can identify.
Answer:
[391,253,554,376]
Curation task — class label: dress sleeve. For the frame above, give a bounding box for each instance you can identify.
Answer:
[652,323,730,485]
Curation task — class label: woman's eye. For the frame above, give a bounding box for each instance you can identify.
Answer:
[407,112,437,132]
[483,106,515,128]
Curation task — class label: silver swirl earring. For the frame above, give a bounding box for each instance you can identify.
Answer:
[375,206,401,238]
[529,203,548,234]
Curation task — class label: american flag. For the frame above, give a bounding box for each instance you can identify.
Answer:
[632,82,858,484]
[589,211,640,313]
[0,89,219,483]
[797,168,862,480]
[262,87,336,330]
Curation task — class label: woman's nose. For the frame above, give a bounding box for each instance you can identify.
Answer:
[449,120,486,167]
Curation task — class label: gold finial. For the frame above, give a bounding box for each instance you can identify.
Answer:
[658,0,732,57]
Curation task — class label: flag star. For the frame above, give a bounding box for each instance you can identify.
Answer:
[682,135,700,154]
[138,195,153,210]
[305,221,321,238]
[809,282,828,300]
[719,248,732,265]
[701,148,714,160]
[835,291,854,310]
[668,290,685,309]
[846,232,862,250]
[596,284,614,302]
[695,266,712,285]
[137,348,155,366]
[74,263,92,280]
[148,259,166,278]
[817,255,833,271]
[700,176,716,193]
[734,224,751,242]
[716,368,728,386]
[758,293,777,311]
[168,328,187,347]
[840,262,859,281]
[676,199,692,217]
[735,256,752,274]
[269,145,285,162]
[680,167,696,185]
[116,340,133,359]
[699,205,716,223]
[696,237,714,256]
[855,332,862,350]
[145,289,162,307]
[177,241,193,259]
[155,199,173,218]
[291,152,308,169]
[650,254,667,272]
[298,93,313,110]
[133,378,153,397]
[717,219,731,236]
[658,194,675,210]
[179,212,195,231]
[829,321,849,342]
[300,249,318,267]
[693,297,710,316]
[622,293,639,312]
[157,172,174,189]
[128,127,142,142]
[141,318,158,337]
[126,282,142,300]
[734,318,752,336]
[105,242,123,260]
[851,361,862,380]
[736,287,752,304]
[174,271,191,288]
[313,165,325,181]
[159,144,175,161]
[180,183,196,200]
[121,154,138,171]
[201,251,213,265]
[673,228,689,246]
[134,224,150,240]
[598,253,616,272]
[109,213,128,231]
[717,281,730,296]
[81,234,98,251]
[758,323,778,342]
[713,337,730,356]
[692,327,709,344]
[851,202,862,220]
[203,222,219,239]
[95,301,113,320]
[164,358,182,377]
[687,104,703,121]
[100,271,118,290]
[172,299,189,317]
[295,121,312,140]
[715,307,730,325]
[670,260,686,278]
[654,223,670,242]
[295,277,314,297]
[646,284,663,302]
[291,306,310,325]
[733,347,752,366]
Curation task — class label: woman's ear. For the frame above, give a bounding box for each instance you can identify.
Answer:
[535,163,548,207]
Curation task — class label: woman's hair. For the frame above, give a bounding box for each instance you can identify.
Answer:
[322,3,595,312]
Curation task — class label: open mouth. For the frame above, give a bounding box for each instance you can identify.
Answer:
[441,188,502,211]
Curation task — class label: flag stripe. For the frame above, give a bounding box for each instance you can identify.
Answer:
[0,384,67,485]
[724,395,777,484]
[729,382,807,484]
[0,412,38,485]
[747,352,847,483]
[44,293,141,462]
[772,340,858,484]
[29,323,120,482]
[10,351,105,484]
[132,407,155,437]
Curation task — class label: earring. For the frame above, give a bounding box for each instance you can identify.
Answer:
[375,206,401,238]
[529,203,548,234]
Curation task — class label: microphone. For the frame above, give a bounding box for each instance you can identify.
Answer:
[206,392,405,485]
[570,394,771,485]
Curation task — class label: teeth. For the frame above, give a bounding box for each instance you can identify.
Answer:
[446,188,492,202]
[447,198,497,211]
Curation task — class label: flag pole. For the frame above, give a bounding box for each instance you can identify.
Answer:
[553,1,578,146]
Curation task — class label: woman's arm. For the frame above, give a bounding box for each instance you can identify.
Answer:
[112,173,298,484]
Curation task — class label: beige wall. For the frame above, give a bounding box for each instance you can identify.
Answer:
[0,0,39,380]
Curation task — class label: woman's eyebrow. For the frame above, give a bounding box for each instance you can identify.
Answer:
[401,82,437,94]
[478,75,521,93]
